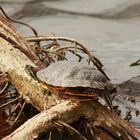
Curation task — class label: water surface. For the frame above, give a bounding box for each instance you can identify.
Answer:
[12,0,140,84]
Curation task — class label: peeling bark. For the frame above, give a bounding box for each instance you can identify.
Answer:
[0,15,61,110]
[2,100,140,140]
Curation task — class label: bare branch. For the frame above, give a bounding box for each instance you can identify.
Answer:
[26,36,109,80]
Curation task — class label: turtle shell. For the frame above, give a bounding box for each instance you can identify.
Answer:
[36,61,115,95]
[37,61,116,111]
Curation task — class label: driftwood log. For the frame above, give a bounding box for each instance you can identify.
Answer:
[0,15,140,140]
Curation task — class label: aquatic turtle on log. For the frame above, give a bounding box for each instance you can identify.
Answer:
[26,61,117,111]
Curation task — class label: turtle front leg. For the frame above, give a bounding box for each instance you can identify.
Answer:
[102,91,113,112]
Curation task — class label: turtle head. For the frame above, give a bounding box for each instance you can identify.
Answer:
[25,65,41,73]
[25,65,40,80]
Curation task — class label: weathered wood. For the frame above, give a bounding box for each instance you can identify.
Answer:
[0,15,62,110]
[2,100,140,140]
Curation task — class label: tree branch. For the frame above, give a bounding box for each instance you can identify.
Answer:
[2,100,140,140]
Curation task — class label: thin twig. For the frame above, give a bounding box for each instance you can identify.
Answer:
[7,102,21,121]
[0,127,10,133]
[69,50,83,62]
[51,46,82,52]
[39,50,55,64]
[0,82,8,95]
[0,6,42,47]
[0,20,23,45]
[38,47,67,61]
[26,36,109,80]
[0,72,7,77]
[47,45,84,60]
[55,120,87,140]
[0,32,45,68]
[13,102,26,125]
[48,131,52,140]
[0,6,38,37]
[0,95,21,109]
[0,92,9,98]
[130,59,140,67]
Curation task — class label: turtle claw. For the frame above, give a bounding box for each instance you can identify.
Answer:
[124,111,132,121]
[127,96,136,104]
[113,105,122,116]
[135,110,139,117]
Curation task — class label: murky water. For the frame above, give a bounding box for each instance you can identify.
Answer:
[0,0,140,130]
[8,0,140,84]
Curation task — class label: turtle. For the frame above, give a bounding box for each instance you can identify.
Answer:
[30,61,116,111]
